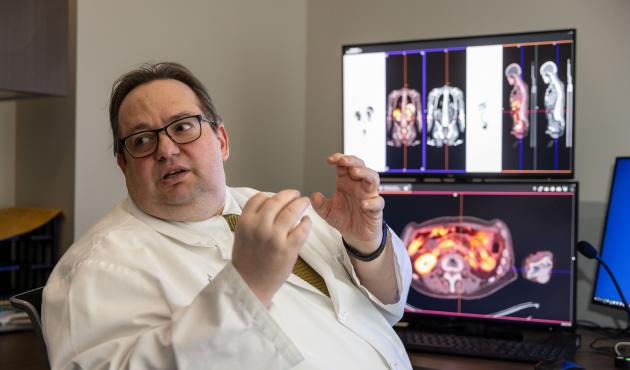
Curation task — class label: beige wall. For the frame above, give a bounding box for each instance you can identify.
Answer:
[0,101,15,208]
[304,0,630,328]
[75,0,307,237]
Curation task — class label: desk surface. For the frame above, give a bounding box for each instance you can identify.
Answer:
[0,326,622,370]
[0,330,48,370]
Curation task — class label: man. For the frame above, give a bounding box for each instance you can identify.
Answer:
[43,62,412,369]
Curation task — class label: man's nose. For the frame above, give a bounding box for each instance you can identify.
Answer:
[155,131,180,159]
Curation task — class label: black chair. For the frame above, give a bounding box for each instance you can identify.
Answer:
[10,286,51,369]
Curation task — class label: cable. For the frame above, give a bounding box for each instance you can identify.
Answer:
[577,324,630,356]
[615,342,630,357]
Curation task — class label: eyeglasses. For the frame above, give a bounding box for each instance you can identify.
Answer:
[120,114,215,158]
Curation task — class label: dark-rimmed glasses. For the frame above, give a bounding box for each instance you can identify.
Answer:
[120,114,215,158]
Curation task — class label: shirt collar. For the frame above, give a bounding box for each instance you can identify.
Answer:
[125,187,242,260]
[221,186,242,216]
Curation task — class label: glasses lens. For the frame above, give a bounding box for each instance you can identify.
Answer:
[125,132,158,158]
[167,116,201,144]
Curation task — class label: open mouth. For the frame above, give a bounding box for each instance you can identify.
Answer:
[162,169,188,180]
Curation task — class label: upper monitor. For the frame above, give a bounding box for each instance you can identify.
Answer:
[343,29,576,179]
[593,157,630,310]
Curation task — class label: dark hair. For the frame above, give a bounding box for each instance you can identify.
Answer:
[109,62,222,155]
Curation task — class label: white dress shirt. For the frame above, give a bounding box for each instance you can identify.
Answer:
[43,187,412,370]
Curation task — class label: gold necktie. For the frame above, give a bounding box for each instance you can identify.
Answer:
[223,214,329,297]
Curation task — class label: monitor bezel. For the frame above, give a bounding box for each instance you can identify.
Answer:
[591,156,630,311]
[380,181,579,332]
[341,29,577,180]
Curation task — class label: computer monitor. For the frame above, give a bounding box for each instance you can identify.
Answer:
[381,182,578,331]
[593,157,630,309]
[343,29,576,179]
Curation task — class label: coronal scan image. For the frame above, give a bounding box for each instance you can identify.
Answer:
[426,85,466,147]
[386,87,422,147]
[354,106,374,136]
[522,251,554,284]
[540,61,566,141]
[421,49,467,171]
[401,216,516,300]
[385,53,424,170]
[505,63,529,140]
[478,102,488,130]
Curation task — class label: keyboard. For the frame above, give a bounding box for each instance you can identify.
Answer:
[398,329,579,363]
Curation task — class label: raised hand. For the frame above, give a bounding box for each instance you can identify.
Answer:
[311,153,384,255]
[231,189,312,307]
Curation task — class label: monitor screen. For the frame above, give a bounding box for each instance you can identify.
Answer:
[381,182,578,329]
[343,29,576,179]
[593,157,630,309]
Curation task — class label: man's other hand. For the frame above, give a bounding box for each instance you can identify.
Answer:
[311,153,384,256]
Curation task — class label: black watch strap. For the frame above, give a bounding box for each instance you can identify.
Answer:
[342,221,389,262]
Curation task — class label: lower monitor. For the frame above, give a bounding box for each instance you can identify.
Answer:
[381,182,578,330]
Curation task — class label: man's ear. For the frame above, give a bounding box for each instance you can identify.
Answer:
[116,152,127,174]
[216,124,229,161]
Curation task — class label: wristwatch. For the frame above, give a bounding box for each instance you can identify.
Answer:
[342,221,389,262]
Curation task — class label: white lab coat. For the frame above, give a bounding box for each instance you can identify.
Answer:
[43,187,412,370]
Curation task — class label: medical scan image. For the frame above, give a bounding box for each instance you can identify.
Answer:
[540,61,566,141]
[354,106,374,136]
[500,43,573,172]
[401,216,517,300]
[386,87,422,147]
[426,85,466,147]
[505,63,529,140]
[343,31,575,176]
[522,251,554,284]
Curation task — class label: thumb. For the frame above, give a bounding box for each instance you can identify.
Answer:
[310,192,331,219]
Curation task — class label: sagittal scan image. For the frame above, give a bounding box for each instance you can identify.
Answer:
[501,42,573,172]
[540,61,566,141]
[505,63,529,140]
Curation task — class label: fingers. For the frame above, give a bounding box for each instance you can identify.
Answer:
[287,215,312,246]
[259,189,300,222]
[242,189,311,234]
[350,166,380,193]
[275,195,311,230]
[327,153,380,193]
[362,196,385,214]
[241,191,269,214]
[327,153,365,168]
